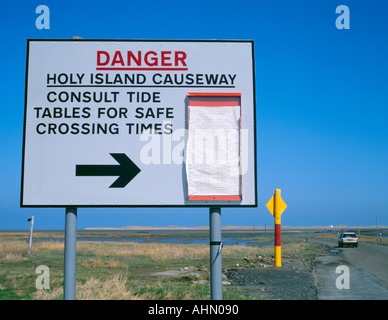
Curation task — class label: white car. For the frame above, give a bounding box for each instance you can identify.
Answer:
[338,232,359,247]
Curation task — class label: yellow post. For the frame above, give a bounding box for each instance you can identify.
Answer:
[266,188,287,268]
[274,189,282,267]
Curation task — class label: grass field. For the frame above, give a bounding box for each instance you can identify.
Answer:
[0,231,320,300]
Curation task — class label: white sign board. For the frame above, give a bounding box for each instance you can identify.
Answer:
[21,39,257,207]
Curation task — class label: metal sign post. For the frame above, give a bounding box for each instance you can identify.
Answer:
[64,207,77,300]
[27,216,34,256]
[209,207,222,300]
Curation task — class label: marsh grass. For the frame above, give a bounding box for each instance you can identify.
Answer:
[82,241,210,261]
[0,241,29,257]
[0,232,315,300]
[360,235,388,245]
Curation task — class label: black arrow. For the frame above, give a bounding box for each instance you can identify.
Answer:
[76,153,141,188]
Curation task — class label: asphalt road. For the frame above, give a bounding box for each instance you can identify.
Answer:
[312,238,388,300]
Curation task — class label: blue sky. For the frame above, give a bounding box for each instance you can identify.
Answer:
[1,0,387,229]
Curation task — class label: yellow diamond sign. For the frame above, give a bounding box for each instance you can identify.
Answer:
[266,190,287,216]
